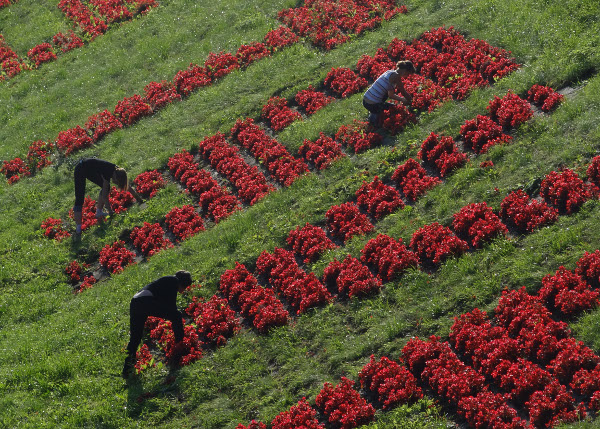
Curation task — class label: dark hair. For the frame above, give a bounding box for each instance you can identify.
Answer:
[175,270,193,287]
[113,168,128,191]
[396,60,415,74]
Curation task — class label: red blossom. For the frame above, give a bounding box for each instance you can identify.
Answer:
[315,377,375,429]
[391,158,440,201]
[355,175,404,219]
[410,222,468,266]
[325,202,374,242]
[287,223,337,264]
[99,240,135,273]
[499,189,558,233]
[360,234,418,281]
[322,254,382,298]
[335,121,383,153]
[298,132,344,170]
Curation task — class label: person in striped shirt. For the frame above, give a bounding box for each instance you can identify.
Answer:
[363,60,415,125]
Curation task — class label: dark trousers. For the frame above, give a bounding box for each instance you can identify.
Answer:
[363,98,393,114]
[73,161,87,211]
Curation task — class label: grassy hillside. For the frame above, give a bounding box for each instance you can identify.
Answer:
[1,0,600,428]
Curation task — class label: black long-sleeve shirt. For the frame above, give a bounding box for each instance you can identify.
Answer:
[138,276,184,342]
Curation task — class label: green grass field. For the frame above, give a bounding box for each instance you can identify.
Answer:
[1,0,600,428]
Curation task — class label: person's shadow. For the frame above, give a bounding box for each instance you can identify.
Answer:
[124,366,181,417]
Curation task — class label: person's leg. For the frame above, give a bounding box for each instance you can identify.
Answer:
[73,164,85,234]
[363,99,385,125]
[123,298,147,377]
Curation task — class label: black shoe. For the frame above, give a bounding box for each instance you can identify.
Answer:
[122,355,134,379]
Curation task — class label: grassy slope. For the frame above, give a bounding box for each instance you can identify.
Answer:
[1,0,600,427]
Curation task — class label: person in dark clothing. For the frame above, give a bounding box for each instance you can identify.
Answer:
[73,158,143,236]
[122,270,193,378]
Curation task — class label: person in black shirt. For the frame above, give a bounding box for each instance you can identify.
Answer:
[122,270,193,378]
[73,158,143,236]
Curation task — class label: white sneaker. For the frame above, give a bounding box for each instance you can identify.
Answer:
[95,211,109,219]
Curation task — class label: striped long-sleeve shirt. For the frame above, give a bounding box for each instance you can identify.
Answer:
[363,70,398,104]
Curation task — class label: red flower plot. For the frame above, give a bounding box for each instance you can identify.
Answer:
[528,84,564,112]
[298,132,345,170]
[41,217,71,241]
[1,157,30,184]
[380,103,417,134]
[418,132,467,177]
[324,67,368,98]
[586,155,600,190]
[147,318,203,367]
[295,85,334,114]
[26,140,54,173]
[261,96,302,131]
[27,43,57,68]
[271,397,324,429]
[286,222,337,264]
[133,169,165,199]
[499,189,559,233]
[538,266,599,317]
[391,158,440,201]
[109,187,134,213]
[576,250,600,288]
[540,168,596,214]
[459,114,512,153]
[85,109,123,142]
[143,80,182,111]
[486,90,533,129]
[114,94,153,126]
[236,42,271,68]
[410,222,468,266]
[130,222,173,257]
[263,25,299,50]
[315,376,375,429]
[355,175,404,219]
[164,205,204,242]
[325,202,374,242]
[55,126,94,156]
[53,30,84,52]
[99,240,135,274]
[335,120,382,153]
[360,234,418,281]
[204,51,240,80]
[185,295,240,347]
[172,63,212,96]
[451,202,508,248]
[323,254,382,298]
[68,196,100,230]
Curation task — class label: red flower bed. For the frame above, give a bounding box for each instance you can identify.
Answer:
[85,109,123,142]
[108,187,134,213]
[99,240,135,273]
[90,0,132,24]
[527,84,564,112]
[219,262,288,333]
[418,132,467,177]
[114,94,153,126]
[134,344,155,374]
[204,51,240,80]
[402,73,452,112]
[185,295,240,347]
[286,223,337,263]
[458,391,528,429]
[263,26,299,50]
[325,202,374,242]
[256,247,332,314]
[499,189,559,233]
[315,377,375,429]
[53,30,84,52]
[130,222,173,257]
[452,202,508,248]
[26,140,54,172]
[41,217,70,241]
[236,42,271,67]
[143,80,182,110]
[381,103,417,134]
[172,63,212,96]
[295,85,334,115]
[359,355,422,409]
[360,234,418,281]
[55,126,94,155]
[587,155,600,189]
[236,421,267,429]
[58,0,107,39]
[486,90,533,128]
[335,121,383,153]
[322,254,382,298]
[410,222,468,266]
[356,48,395,81]
[538,266,599,317]
[76,275,97,293]
[164,205,205,242]
[391,158,440,201]
[324,67,368,98]
[147,319,203,367]
[261,96,302,131]
[68,196,100,230]
[298,132,344,170]
[459,114,512,153]
[27,43,57,68]
[1,157,30,184]
[540,169,595,214]
[355,176,404,219]
[133,169,165,199]
[271,397,323,429]
[65,260,85,283]
[0,35,25,79]
[576,250,600,287]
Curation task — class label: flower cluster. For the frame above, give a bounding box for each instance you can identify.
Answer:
[185,295,240,347]
[298,132,345,170]
[204,51,240,80]
[1,34,26,79]
[315,377,375,429]
[199,133,274,205]
[236,421,267,429]
[65,260,85,283]
[172,63,212,96]
[55,126,93,155]
[58,0,107,39]
[359,355,422,410]
[360,234,418,281]
[271,398,323,428]
[261,96,302,131]
[380,103,417,134]
[452,202,508,248]
[540,169,595,214]
[108,187,134,213]
[356,48,395,81]
[113,94,153,126]
[130,222,173,257]
[164,205,205,242]
[134,344,155,374]
[527,84,564,112]
[85,109,123,142]
[459,114,512,153]
[402,73,452,112]
[41,217,70,241]
[90,0,132,24]
[576,250,600,288]
[418,132,467,177]
[335,121,382,153]
[391,158,440,201]
[236,42,271,68]
[68,196,100,230]
[133,169,164,199]
[486,90,533,128]
[26,140,54,173]
[99,240,135,273]
[219,262,288,333]
[586,155,600,189]
[410,222,468,266]
[76,274,97,293]
[323,254,382,298]
[52,30,84,52]
[1,157,30,184]
[231,118,309,186]
[256,247,332,314]
[286,223,337,263]
[0,0,15,8]
[355,176,404,219]
[325,202,374,242]
[499,189,559,233]
[142,80,182,110]
[27,43,57,68]
[538,266,599,317]
[295,85,334,115]
[263,26,299,50]
[324,67,368,98]
[147,318,203,367]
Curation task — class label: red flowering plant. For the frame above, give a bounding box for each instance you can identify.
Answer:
[322,254,382,298]
[263,25,299,50]
[85,109,123,142]
[418,132,467,177]
[451,202,508,248]
[576,250,600,288]
[356,48,395,81]
[58,0,107,40]
[185,295,240,347]
[324,67,368,98]
[76,275,97,293]
[134,344,155,374]
[335,120,383,153]
[586,155,600,189]
[525,381,582,428]
[99,240,135,273]
[359,355,423,410]
[27,43,57,68]
[65,260,85,284]
[256,247,332,314]
[1,57,26,78]
[130,222,173,257]
[391,158,440,201]
[295,85,334,115]
[26,140,54,173]
[360,234,418,281]
[236,421,267,429]
[402,74,452,113]
[204,51,240,80]
[236,42,271,68]
[402,335,448,377]
[527,84,564,112]
[1,157,30,184]
[133,169,164,199]
[410,222,468,267]
[459,114,512,153]
[113,94,152,126]
[148,319,203,367]
[571,365,600,401]
[286,223,337,264]
[380,103,417,134]
[109,186,134,213]
[172,63,212,97]
[68,196,100,230]
[537,266,599,318]
[261,96,302,131]
[270,397,324,429]
[40,217,70,241]
[198,186,241,223]
[457,391,529,429]
[486,90,533,129]
[53,30,84,52]
[499,189,559,233]
[540,168,596,214]
[164,205,205,242]
[315,376,375,429]
[0,0,14,7]
[325,202,374,242]
[142,80,182,111]
[355,176,404,220]
[547,337,600,387]
[55,126,94,156]
[298,132,345,170]
[90,0,132,24]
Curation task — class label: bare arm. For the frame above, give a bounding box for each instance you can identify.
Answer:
[388,79,412,105]
[128,182,144,203]
[101,178,113,214]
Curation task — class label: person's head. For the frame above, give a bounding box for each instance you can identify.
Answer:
[395,60,415,77]
[175,270,193,292]
[113,168,128,191]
